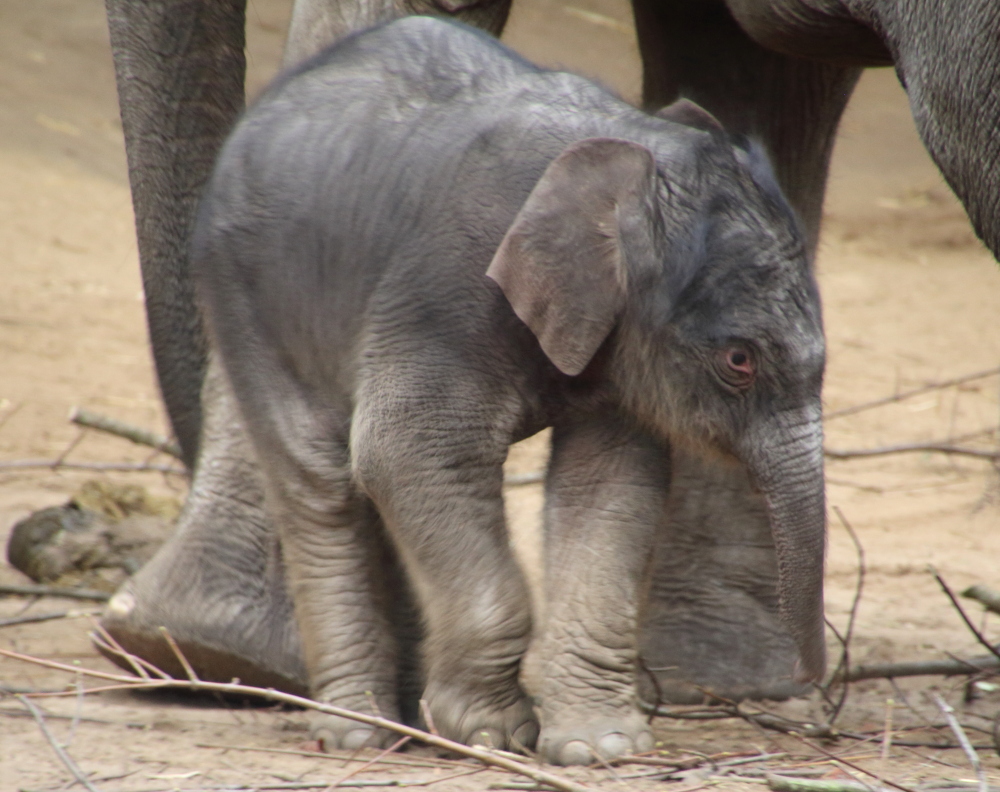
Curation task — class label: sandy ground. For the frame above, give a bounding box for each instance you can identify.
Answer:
[2,1,1000,790]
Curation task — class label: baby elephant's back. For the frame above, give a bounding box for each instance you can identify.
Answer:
[191,16,647,392]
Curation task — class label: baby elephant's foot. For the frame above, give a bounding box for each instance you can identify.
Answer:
[425,682,538,751]
[538,712,654,766]
[310,711,399,751]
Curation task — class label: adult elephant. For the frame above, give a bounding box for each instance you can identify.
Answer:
[98,0,1000,710]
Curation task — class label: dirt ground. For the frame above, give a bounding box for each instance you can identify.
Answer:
[2,1,1000,790]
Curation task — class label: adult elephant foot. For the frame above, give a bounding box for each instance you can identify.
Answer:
[638,446,808,706]
[96,358,308,694]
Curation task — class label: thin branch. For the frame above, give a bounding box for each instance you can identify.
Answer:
[0,647,594,792]
[419,699,439,736]
[0,609,100,628]
[0,459,185,475]
[933,694,987,792]
[766,776,877,792]
[70,407,182,460]
[832,655,1000,683]
[931,568,1000,663]
[194,743,457,770]
[157,626,200,682]
[825,443,1000,461]
[0,707,145,727]
[826,507,865,725]
[333,735,412,787]
[52,428,87,469]
[825,367,1000,420]
[16,694,102,792]
[91,624,153,680]
[0,583,111,601]
[880,698,894,762]
[786,734,918,792]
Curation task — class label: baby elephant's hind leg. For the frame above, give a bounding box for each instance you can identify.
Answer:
[238,378,411,749]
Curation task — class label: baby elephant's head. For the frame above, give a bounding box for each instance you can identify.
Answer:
[487,128,827,685]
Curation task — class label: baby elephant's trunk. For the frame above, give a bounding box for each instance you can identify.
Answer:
[743,404,827,682]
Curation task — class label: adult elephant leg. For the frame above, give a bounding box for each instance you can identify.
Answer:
[630,0,857,702]
[106,0,249,469]
[633,0,860,252]
[98,356,308,692]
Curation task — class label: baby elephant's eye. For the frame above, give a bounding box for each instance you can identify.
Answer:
[716,346,756,389]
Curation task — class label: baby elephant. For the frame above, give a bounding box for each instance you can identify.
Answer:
[193,17,827,765]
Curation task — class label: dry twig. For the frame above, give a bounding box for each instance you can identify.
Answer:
[0,459,185,475]
[825,507,866,725]
[0,609,100,628]
[832,656,1000,683]
[16,694,102,792]
[932,694,987,792]
[785,734,917,792]
[333,736,412,787]
[766,775,881,792]
[826,367,1000,420]
[0,583,111,601]
[0,646,593,792]
[825,444,1000,462]
[70,406,182,459]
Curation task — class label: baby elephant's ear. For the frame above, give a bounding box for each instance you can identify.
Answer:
[486,138,657,376]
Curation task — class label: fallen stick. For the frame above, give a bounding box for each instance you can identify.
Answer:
[0,707,145,727]
[766,775,882,792]
[932,694,987,792]
[787,735,918,792]
[333,735,412,787]
[0,459,185,475]
[0,609,100,628]
[962,585,1000,616]
[17,694,102,792]
[825,367,1000,420]
[0,646,594,792]
[0,583,111,601]
[825,506,866,726]
[69,407,182,460]
[194,743,455,770]
[824,444,999,462]
[833,656,1000,683]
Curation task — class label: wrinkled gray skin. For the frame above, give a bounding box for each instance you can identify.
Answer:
[185,17,826,763]
[97,0,1000,744]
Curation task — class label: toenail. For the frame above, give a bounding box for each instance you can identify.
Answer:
[558,740,593,766]
[107,591,135,616]
[596,732,632,760]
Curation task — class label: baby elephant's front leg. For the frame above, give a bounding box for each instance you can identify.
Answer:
[352,396,537,751]
[523,417,670,765]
